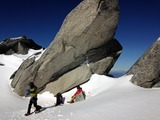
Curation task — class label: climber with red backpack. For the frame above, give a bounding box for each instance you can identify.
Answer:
[67,85,86,103]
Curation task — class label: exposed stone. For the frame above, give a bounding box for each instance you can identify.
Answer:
[11,0,121,96]
[0,63,5,66]
[42,65,92,94]
[42,39,122,94]
[0,36,43,55]
[126,38,160,88]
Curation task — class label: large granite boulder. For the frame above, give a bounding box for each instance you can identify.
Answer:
[0,36,42,55]
[127,38,160,88]
[42,39,122,94]
[11,0,121,96]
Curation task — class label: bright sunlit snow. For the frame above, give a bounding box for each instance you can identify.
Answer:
[10,36,24,40]
[0,49,160,120]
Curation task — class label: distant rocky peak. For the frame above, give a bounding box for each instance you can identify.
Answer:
[4,36,27,41]
[0,36,43,55]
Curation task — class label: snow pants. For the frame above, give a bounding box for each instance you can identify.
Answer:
[27,96,41,113]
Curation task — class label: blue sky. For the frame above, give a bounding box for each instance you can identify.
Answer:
[0,0,160,71]
[115,0,160,71]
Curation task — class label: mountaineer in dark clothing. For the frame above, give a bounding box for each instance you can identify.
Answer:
[54,93,65,106]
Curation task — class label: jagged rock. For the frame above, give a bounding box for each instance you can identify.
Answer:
[11,0,121,96]
[127,38,160,88]
[0,63,5,66]
[42,65,92,94]
[0,36,43,55]
[42,39,122,94]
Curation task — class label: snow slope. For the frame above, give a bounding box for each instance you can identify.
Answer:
[0,49,160,120]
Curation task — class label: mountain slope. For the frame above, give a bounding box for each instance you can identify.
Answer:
[0,50,160,120]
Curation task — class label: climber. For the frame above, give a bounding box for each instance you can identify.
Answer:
[25,82,42,116]
[54,93,65,106]
[67,85,86,103]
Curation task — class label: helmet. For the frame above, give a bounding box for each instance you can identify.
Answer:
[28,82,34,88]
[76,85,81,89]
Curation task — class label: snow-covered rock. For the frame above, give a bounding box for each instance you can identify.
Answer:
[0,36,43,55]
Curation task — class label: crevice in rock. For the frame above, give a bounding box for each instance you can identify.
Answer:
[97,0,107,11]
[149,76,160,88]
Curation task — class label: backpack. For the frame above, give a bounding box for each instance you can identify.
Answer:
[74,91,86,102]
[55,93,65,106]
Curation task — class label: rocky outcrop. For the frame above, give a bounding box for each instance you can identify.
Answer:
[42,39,122,94]
[0,36,43,55]
[127,38,160,88]
[11,0,121,96]
[0,63,5,66]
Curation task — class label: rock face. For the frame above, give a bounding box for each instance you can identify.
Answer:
[127,38,160,88]
[11,0,121,96]
[42,39,122,94]
[0,36,42,55]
